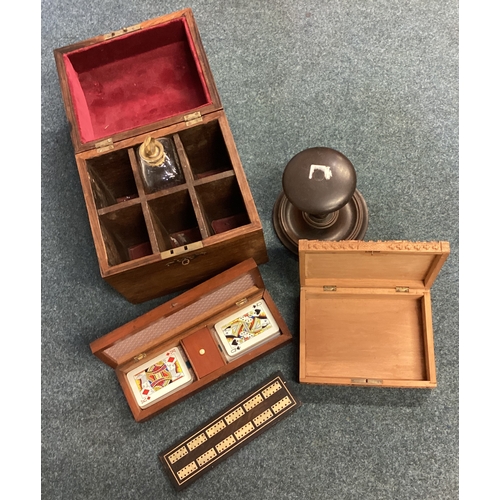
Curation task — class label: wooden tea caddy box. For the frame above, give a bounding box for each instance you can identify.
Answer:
[298,240,450,388]
[90,259,293,422]
[53,9,267,303]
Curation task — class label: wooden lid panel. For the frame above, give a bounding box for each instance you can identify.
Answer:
[104,273,254,362]
[90,259,263,367]
[299,240,450,290]
[54,9,222,153]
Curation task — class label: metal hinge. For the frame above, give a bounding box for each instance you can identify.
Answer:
[235,298,248,307]
[133,353,147,362]
[395,286,410,293]
[323,286,337,292]
[95,138,114,153]
[184,111,203,126]
[103,23,141,40]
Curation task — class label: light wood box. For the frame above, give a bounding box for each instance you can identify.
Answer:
[298,240,450,388]
[90,259,293,422]
[53,9,267,303]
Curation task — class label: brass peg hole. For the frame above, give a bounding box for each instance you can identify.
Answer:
[199,349,206,355]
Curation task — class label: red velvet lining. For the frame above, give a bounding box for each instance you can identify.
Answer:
[63,18,212,144]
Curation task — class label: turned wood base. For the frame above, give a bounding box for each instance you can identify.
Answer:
[272,189,369,254]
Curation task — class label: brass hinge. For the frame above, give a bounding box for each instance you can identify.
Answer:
[103,23,141,40]
[95,138,114,153]
[184,111,203,126]
[133,353,147,362]
[235,298,248,307]
[323,286,337,292]
[395,286,410,293]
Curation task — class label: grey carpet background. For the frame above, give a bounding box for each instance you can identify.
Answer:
[41,1,459,499]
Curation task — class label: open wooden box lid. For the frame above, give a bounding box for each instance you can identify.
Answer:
[90,259,267,369]
[299,240,450,290]
[298,240,450,388]
[54,8,222,154]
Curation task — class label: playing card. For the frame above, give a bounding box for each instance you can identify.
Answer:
[126,346,193,408]
[213,300,280,358]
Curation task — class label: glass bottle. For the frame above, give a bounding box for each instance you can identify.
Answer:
[137,136,184,193]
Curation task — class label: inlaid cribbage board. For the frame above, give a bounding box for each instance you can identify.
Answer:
[159,372,301,490]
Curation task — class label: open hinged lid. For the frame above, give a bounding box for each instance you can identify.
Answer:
[299,240,450,291]
[298,239,450,388]
[90,259,266,369]
[54,8,222,154]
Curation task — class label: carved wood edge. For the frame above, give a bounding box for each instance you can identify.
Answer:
[300,240,448,252]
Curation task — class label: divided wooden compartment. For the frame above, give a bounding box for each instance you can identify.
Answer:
[90,259,293,422]
[298,240,450,388]
[54,9,267,303]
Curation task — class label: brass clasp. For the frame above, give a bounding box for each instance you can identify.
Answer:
[164,252,207,267]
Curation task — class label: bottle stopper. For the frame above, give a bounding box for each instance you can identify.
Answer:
[139,136,165,167]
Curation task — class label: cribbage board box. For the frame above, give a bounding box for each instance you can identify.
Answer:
[53,8,267,303]
[298,240,450,388]
[90,259,293,422]
[159,372,301,490]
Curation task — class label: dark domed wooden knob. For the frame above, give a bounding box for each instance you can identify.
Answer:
[283,147,357,216]
[273,147,368,254]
